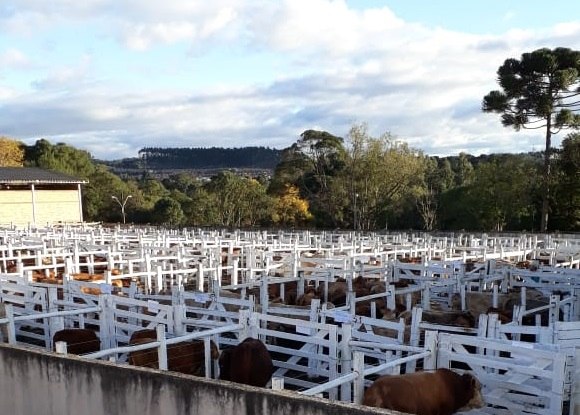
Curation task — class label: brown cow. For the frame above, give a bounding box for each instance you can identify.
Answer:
[219,337,274,387]
[363,368,484,415]
[127,329,219,376]
[52,328,101,355]
[421,309,476,328]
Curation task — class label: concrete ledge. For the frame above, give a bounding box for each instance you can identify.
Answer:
[0,344,396,415]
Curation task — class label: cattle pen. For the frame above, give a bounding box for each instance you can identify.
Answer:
[0,224,579,415]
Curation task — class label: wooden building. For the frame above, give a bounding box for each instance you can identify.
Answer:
[0,167,87,227]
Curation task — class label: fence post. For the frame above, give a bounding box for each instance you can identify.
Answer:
[352,351,365,405]
[549,295,560,326]
[55,341,67,354]
[424,330,438,370]
[327,324,338,401]
[422,282,431,311]
[155,265,163,294]
[98,294,116,349]
[409,307,422,347]
[340,323,353,401]
[157,324,168,371]
[248,312,259,339]
[550,353,567,414]
[5,304,16,345]
[460,283,466,311]
[171,285,181,306]
[204,337,212,379]
[238,310,249,340]
[573,288,580,321]
[260,276,269,316]
[197,262,204,292]
[436,332,451,369]
[173,304,185,336]
[47,287,64,347]
[572,348,580,415]
[271,376,284,391]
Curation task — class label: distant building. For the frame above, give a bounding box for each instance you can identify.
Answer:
[0,167,87,227]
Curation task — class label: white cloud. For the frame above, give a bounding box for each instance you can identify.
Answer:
[502,11,515,22]
[122,22,197,50]
[0,48,31,69]
[249,0,406,56]
[0,0,577,159]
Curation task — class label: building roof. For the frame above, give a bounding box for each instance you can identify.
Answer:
[0,167,88,185]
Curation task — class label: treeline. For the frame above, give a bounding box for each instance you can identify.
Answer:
[138,146,282,169]
[1,128,578,232]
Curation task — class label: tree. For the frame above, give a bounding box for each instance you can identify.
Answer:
[138,173,170,211]
[0,137,24,167]
[551,133,580,230]
[204,171,272,227]
[416,158,443,231]
[345,124,426,230]
[82,165,133,222]
[152,197,184,226]
[271,130,347,227]
[272,184,313,227]
[242,178,275,227]
[483,47,580,231]
[453,153,474,187]
[26,139,96,178]
[469,157,538,231]
[182,187,220,226]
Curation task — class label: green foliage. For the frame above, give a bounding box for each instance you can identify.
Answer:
[453,153,475,187]
[138,173,170,210]
[438,186,480,230]
[270,129,347,228]
[484,48,580,130]
[344,124,427,230]
[16,126,580,232]
[162,173,198,195]
[82,166,133,222]
[204,171,272,227]
[470,157,539,231]
[551,133,580,230]
[483,47,580,231]
[182,187,220,226]
[152,197,184,226]
[26,139,96,178]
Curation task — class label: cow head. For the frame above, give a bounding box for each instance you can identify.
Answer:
[458,373,485,412]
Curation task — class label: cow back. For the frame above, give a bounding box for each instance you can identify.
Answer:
[52,328,100,355]
[128,330,218,376]
[362,368,483,415]
[219,337,273,387]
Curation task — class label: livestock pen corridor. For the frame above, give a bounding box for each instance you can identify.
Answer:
[0,224,579,414]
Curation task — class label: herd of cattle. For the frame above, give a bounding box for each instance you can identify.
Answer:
[1,228,579,415]
[40,269,560,415]
[50,327,484,415]
[51,328,273,388]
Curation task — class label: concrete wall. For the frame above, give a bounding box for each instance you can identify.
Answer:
[0,190,33,226]
[0,344,393,415]
[35,189,81,225]
[0,188,81,226]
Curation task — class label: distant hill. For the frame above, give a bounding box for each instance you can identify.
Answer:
[100,146,283,171]
[136,146,282,169]
[100,147,545,175]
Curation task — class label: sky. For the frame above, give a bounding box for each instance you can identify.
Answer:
[0,1,579,160]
